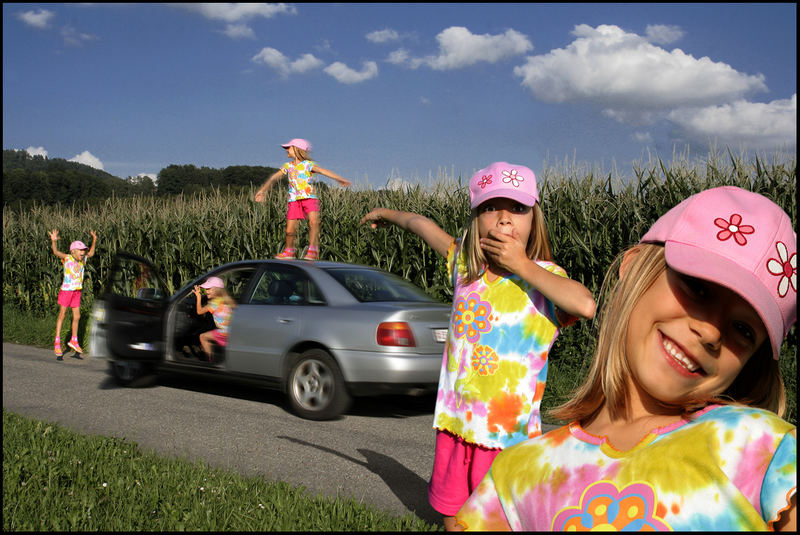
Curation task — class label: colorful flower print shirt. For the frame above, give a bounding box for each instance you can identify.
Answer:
[60,254,86,291]
[281,160,317,202]
[433,240,576,450]
[207,297,232,336]
[455,404,797,531]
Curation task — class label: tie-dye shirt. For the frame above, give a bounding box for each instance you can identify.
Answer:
[433,240,575,450]
[281,160,317,202]
[60,254,86,291]
[456,404,797,531]
[208,297,232,336]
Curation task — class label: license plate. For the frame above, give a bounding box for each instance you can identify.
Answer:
[433,329,448,342]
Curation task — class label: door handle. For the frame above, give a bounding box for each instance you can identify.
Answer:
[277,318,294,324]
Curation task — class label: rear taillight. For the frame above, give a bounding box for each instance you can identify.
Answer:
[377,322,416,347]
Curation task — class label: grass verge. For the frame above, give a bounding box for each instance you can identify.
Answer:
[2,409,440,531]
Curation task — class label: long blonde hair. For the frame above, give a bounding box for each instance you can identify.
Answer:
[289,146,311,162]
[458,202,552,284]
[550,244,786,423]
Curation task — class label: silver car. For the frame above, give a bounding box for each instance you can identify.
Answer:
[90,252,450,420]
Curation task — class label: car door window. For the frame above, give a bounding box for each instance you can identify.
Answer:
[250,267,323,306]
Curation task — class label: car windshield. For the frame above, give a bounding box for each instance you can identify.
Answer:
[323,268,438,303]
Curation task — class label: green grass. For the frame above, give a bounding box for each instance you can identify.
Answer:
[2,409,441,531]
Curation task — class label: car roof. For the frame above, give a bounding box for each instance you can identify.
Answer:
[219,259,382,271]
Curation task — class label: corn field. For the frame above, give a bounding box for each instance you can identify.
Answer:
[3,151,796,422]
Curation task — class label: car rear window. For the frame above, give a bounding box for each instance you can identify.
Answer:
[323,268,437,303]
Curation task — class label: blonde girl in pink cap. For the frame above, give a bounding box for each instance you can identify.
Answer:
[49,228,97,359]
[455,186,796,531]
[191,276,236,361]
[254,138,351,261]
[361,162,596,530]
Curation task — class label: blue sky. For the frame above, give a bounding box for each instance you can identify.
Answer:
[3,3,796,189]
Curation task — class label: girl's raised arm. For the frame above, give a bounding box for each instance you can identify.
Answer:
[87,230,97,258]
[49,229,67,260]
[254,169,284,202]
[361,208,453,258]
[515,261,596,320]
[312,165,351,188]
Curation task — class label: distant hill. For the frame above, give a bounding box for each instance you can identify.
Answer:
[2,149,123,181]
[2,149,279,207]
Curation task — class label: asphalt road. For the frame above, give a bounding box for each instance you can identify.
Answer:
[2,342,558,527]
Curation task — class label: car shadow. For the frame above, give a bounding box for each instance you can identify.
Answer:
[348,393,436,419]
[277,435,442,527]
[99,366,435,420]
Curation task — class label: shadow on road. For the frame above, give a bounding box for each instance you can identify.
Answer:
[98,365,436,420]
[277,435,442,527]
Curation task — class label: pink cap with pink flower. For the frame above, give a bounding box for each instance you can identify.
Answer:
[640,186,796,359]
[469,162,538,210]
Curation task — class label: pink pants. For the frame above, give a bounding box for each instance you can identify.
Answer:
[57,290,82,308]
[427,430,501,516]
[286,198,320,220]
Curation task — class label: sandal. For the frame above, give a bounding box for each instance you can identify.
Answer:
[303,247,319,261]
[67,339,83,354]
[274,248,296,260]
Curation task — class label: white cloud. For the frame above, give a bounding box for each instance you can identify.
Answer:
[18,9,55,29]
[667,94,797,150]
[179,3,296,22]
[223,23,255,39]
[69,150,104,171]
[393,26,532,70]
[251,48,324,78]
[645,24,684,45]
[26,146,48,158]
[387,48,410,65]
[633,131,653,144]
[324,61,379,84]
[177,3,296,39]
[367,28,400,44]
[291,54,325,74]
[61,25,99,46]
[513,24,767,115]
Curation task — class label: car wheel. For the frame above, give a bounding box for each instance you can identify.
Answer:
[111,360,152,387]
[287,349,351,420]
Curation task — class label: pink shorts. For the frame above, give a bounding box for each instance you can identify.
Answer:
[287,198,320,220]
[211,330,228,347]
[427,430,501,516]
[57,290,82,308]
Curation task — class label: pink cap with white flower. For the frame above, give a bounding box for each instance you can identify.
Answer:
[640,186,796,360]
[469,162,539,209]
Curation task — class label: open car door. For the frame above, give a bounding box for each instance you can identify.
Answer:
[101,252,168,360]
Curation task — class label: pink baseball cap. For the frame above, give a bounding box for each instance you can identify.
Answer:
[281,138,312,152]
[70,240,88,251]
[640,186,796,360]
[200,276,225,289]
[469,162,539,209]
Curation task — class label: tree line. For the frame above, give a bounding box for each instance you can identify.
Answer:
[2,150,279,208]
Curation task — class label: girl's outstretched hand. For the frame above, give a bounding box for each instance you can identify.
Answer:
[360,208,389,229]
[480,229,528,273]
[49,229,59,241]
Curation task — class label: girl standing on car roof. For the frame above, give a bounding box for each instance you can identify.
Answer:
[254,138,351,261]
[361,162,596,530]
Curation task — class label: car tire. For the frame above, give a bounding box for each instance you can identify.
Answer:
[287,349,351,420]
[111,360,153,387]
